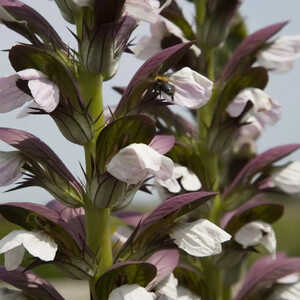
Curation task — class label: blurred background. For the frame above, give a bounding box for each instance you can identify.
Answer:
[0,0,299,286]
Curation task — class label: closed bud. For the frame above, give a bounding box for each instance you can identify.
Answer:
[80,16,136,79]
[88,174,131,209]
[52,109,93,145]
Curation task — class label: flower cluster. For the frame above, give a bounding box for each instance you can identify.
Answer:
[0,1,299,300]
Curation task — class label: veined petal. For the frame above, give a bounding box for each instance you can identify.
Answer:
[227,88,281,127]
[170,219,231,257]
[22,231,57,262]
[234,221,276,256]
[156,273,178,299]
[107,143,174,184]
[257,35,300,72]
[268,280,300,300]
[108,284,156,300]
[125,0,168,23]
[156,164,201,193]
[177,286,201,300]
[0,151,24,186]
[169,67,213,109]
[17,69,48,81]
[28,78,60,113]
[270,161,300,194]
[0,74,31,113]
[4,246,25,271]
[0,230,25,254]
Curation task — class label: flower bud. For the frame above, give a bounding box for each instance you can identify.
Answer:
[52,109,93,145]
[80,16,136,79]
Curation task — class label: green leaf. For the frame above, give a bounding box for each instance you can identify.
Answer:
[95,262,156,299]
[96,115,156,173]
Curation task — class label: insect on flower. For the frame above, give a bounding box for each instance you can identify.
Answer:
[152,75,176,100]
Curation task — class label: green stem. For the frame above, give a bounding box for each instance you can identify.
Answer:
[223,284,232,300]
[195,0,207,29]
[206,48,215,81]
[78,71,104,177]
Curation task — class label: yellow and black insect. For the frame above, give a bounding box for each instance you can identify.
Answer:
[152,75,175,100]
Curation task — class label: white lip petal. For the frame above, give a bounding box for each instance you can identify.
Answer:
[156,177,182,193]
[169,67,213,109]
[28,78,60,113]
[107,143,174,185]
[156,273,178,299]
[257,35,300,72]
[125,0,161,23]
[270,161,300,194]
[171,219,231,257]
[234,221,276,256]
[17,69,48,81]
[180,170,202,191]
[177,286,202,300]
[227,88,281,128]
[108,284,156,300]
[0,151,24,186]
[0,230,27,254]
[22,231,58,262]
[4,245,25,271]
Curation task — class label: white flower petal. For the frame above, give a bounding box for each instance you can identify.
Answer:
[156,164,201,193]
[268,280,300,300]
[22,231,58,262]
[270,161,300,194]
[0,151,24,186]
[0,75,31,113]
[108,284,156,300]
[277,273,300,285]
[0,230,27,254]
[257,35,300,72]
[156,273,178,299]
[180,170,202,191]
[170,219,231,257]
[17,69,48,81]
[125,0,162,23]
[28,78,60,113]
[227,88,281,127]
[134,16,200,60]
[169,67,213,109]
[4,245,25,271]
[234,221,276,256]
[156,177,182,193]
[177,286,201,300]
[107,143,174,184]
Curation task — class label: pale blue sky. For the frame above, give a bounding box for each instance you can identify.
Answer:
[0,1,299,204]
